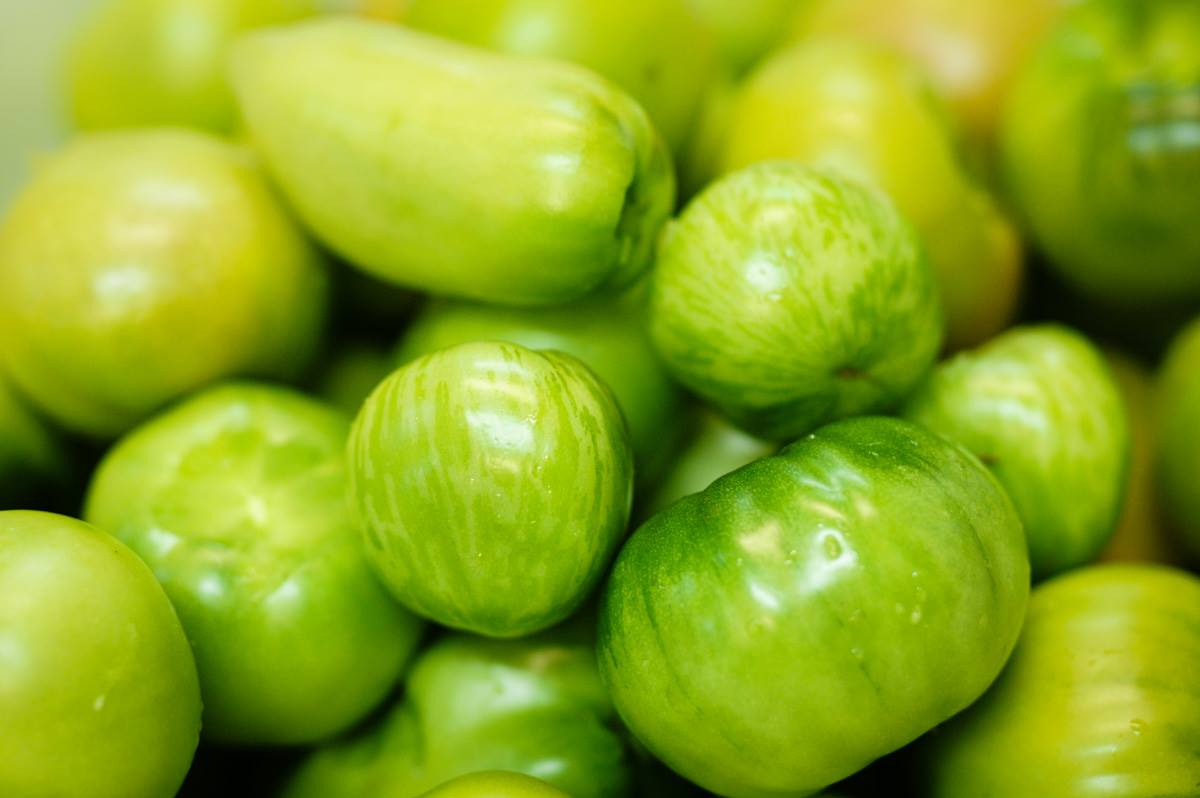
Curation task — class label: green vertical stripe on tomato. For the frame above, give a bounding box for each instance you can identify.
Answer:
[349,341,634,637]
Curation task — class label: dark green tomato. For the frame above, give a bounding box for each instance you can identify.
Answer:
[230,18,674,305]
[314,340,396,418]
[0,370,65,507]
[600,416,1029,797]
[0,129,329,439]
[404,0,718,155]
[1002,0,1200,305]
[419,772,572,798]
[1157,316,1200,561]
[350,341,634,637]
[649,162,943,441]
[0,511,201,798]
[284,627,632,798]
[902,324,1129,578]
[85,384,421,745]
[67,0,318,133]
[926,564,1200,796]
[395,298,685,489]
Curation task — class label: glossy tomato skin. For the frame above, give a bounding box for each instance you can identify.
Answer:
[418,772,571,798]
[0,511,201,798]
[903,325,1129,578]
[1157,316,1200,561]
[600,416,1029,797]
[0,130,328,439]
[85,383,421,745]
[284,624,632,798]
[395,298,685,489]
[650,163,942,442]
[230,18,674,306]
[350,341,633,637]
[1002,0,1200,306]
[926,564,1200,796]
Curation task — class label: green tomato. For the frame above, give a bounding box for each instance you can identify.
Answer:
[0,510,201,798]
[314,340,396,418]
[600,416,1029,797]
[1001,0,1200,306]
[85,383,421,745]
[902,324,1129,578]
[230,18,674,306]
[0,129,328,439]
[404,0,717,155]
[67,0,318,133]
[719,38,1023,350]
[350,341,633,636]
[649,162,942,441]
[285,626,632,798]
[685,0,803,74]
[926,564,1200,796]
[419,772,571,798]
[1157,316,1200,561]
[395,298,685,489]
[0,369,65,507]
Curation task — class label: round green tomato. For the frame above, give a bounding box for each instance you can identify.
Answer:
[1157,316,1200,561]
[902,324,1129,578]
[1001,0,1200,305]
[85,383,421,745]
[419,772,571,798]
[650,162,942,441]
[395,298,685,488]
[0,129,328,439]
[285,627,631,798]
[600,416,1030,797]
[314,340,396,418]
[68,0,318,133]
[0,510,201,798]
[405,0,718,154]
[0,369,65,507]
[350,341,633,636]
[718,39,1023,350]
[926,564,1200,796]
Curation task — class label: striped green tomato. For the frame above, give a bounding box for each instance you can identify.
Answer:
[649,162,942,441]
[903,325,1129,578]
[349,341,633,637]
[926,564,1200,796]
[600,416,1029,797]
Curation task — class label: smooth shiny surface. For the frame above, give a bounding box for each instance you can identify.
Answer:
[405,0,717,154]
[419,772,572,798]
[719,38,1022,349]
[1157,316,1200,560]
[0,129,328,438]
[1002,0,1200,305]
[230,18,675,305]
[650,162,942,441]
[395,297,685,489]
[903,324,1129,578]
[85,384,421,745]
[0,511,201,798]
[285,625,631,798]
[68,0,318,133]
[350,341,633,637]
[600,416,1029,797]
[927,564,1200,797]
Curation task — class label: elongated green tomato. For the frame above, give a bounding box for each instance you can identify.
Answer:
[1002,0,1200,306]
[902,325,1129,578]
[0,511,201,798]
[685,0,804,74]
[230,18,674,305]
[600,416,1029,797]
[650,162,942,441]
[285,626,632,798]
[0,130,328,439]
[1157,316,1200,561]
[718,39,1022,350]
[926,564,1200,796]
[395,298,685,489]
[68,0,318,133]
[420,772,571,798]
[85,384,422,745]
[350,341,633,636]
[405,0,717,156]
[0,369,65,507]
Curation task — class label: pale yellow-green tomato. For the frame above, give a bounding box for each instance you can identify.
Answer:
[68,0,319,133]
[419,772,572,798]
[719,38,1022,350]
